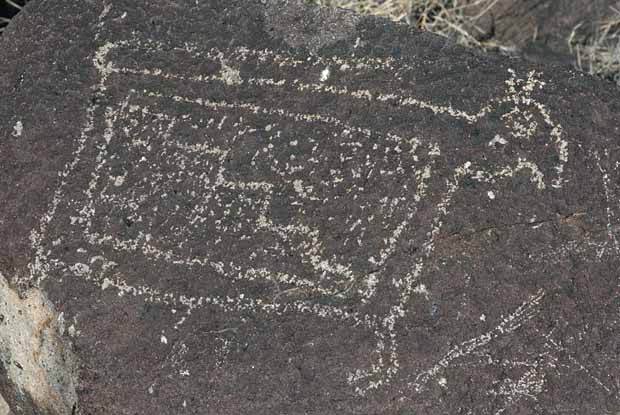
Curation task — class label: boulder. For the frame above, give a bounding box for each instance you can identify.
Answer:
[0,0,619,413]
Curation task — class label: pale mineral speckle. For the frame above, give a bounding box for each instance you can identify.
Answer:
[320,66,331,82]
[112,171,127,187]
[487,191,496,200]
[413,284,430,299]
[438,377,448,387]
[488,134,508,146]
[101,278,112,291]
[220,60,243,86]
[480,314,487,322]
[12,120,23,137]
[293,179,304,194]
[160,334,168,344]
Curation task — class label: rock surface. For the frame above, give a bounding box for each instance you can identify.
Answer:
[1,0,620,414]
[0,395,10,415]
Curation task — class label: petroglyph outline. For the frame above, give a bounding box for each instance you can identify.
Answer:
[23,31,590,406]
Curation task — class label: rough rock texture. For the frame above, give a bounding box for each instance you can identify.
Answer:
[1,0,620,414]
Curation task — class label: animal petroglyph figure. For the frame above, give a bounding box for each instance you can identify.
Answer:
[26,34,572,401]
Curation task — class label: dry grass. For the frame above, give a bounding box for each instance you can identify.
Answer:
[311,0,500,49]
[310,0,620,87]
[569,4,620,86]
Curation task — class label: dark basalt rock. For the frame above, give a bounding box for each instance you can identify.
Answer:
[1,1,619,414]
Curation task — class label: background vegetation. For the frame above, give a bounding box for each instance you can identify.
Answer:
[310,0,620,87]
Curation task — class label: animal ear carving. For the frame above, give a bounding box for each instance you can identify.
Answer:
[466,69,568,191]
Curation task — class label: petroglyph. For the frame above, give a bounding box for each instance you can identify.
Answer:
[595,149,620,255]
[409,288,546,393]
[526,150,620,268]
[19,24,611,409]
[0,0,617,412]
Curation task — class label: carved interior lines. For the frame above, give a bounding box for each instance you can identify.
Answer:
[23,31,588,403]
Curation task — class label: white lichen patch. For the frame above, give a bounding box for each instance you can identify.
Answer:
[0,272,78,414]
